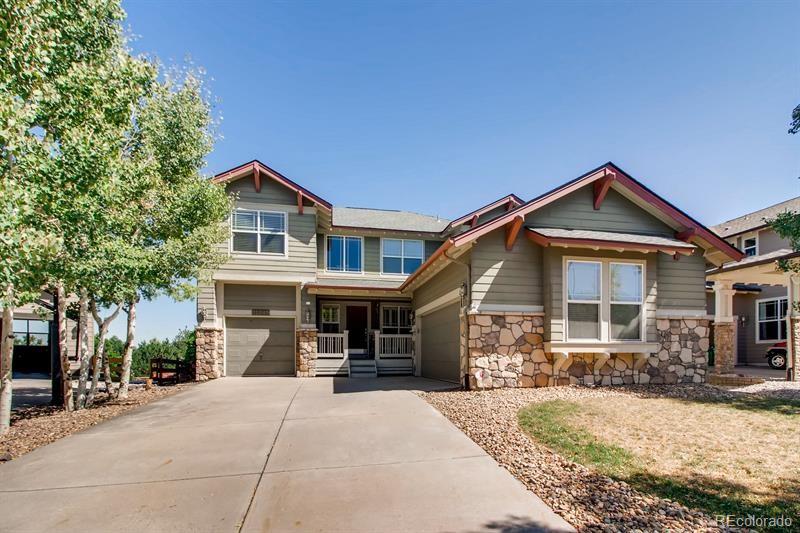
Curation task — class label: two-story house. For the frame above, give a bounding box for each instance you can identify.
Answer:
[706,197,800,370]
[196,160,743,388]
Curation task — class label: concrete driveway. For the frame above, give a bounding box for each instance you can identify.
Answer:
[0,377,572,532]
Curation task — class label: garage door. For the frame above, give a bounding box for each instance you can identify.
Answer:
[225,317,295,376]
[421,302,461,383]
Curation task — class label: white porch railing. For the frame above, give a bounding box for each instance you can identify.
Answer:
[318,331,349,358]
[374,333,413,359]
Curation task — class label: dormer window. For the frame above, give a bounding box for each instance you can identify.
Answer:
[742,236,757,257]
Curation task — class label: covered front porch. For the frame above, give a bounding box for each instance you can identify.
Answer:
[708,252,800,382]
[302,283,415,377]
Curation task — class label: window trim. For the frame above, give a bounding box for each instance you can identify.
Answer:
[324,235,365,274]
[742,234,758,257]
[230,208,289,257]
[608,261,645,342]
[12,319,50,347]
[755,296,788,344]
[379,303,413,334]
[380,238,424,276]
[563,256,646,343]
[321,304,341,333]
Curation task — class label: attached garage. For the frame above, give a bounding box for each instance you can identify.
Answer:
[420,302,461,383]
[225,317,295,376]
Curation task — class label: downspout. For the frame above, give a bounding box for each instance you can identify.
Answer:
[444,246,472,389]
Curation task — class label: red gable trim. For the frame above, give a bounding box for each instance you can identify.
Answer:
[213,160,332,210]
[444,194,524,232]
[451,162,743,262]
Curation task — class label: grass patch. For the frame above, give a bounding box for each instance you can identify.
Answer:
[519,399,799,531]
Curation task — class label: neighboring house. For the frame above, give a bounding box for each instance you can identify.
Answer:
[2,291,84,375]
[706,197,800,368]
[195,160,742,388]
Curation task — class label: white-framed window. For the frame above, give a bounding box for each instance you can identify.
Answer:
[326,235,363,273]
[382,239,424,275]
[231,209,287,255]
[609,262,644,341]
[566,260,602,340]
[755,297,787,343]
[321,304,340,334]
[565,258,644,342]
[381,305,412,334]
[742,235,757,257]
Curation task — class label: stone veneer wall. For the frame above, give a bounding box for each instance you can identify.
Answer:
[195,327,224,381]
[296,328,318,377]
[467,313,710,389]
[712,321,735,375]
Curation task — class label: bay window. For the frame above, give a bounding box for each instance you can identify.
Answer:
[382,239,423,275]
[756,297,787,342]
[327,236,362,272]
[231,209,287,255]
[566,259,644,342]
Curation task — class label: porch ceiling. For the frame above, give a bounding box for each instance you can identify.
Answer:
[707,249,799,285]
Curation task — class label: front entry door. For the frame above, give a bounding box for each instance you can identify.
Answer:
[346,305,368,354]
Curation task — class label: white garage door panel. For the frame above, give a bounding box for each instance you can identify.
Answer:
[226,317,295,376]
[421,303,461,383]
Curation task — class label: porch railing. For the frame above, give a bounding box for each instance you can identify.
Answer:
[318,331,349,358]
[374,333,413,359]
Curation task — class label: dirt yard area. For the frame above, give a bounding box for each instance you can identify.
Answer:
[1,384,192,461]
[421,384,800,532]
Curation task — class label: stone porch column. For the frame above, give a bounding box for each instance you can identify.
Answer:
[195,327,224,381]
[712,280,736,375]
[296,328,318,377]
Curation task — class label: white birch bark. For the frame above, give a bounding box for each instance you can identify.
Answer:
[56,283,74,411]
[75,289,92,409]
[117,298,137,399]
[0,285,14,435]
[87,301,120,406]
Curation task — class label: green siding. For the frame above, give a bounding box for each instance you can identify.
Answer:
[657,251,707,310]
[197,281,216,327]
[224,284,296,313]
[471,231,542,308]
[526,186,674,236]
[413,259,468,310]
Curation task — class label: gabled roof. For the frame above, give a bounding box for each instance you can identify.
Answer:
[443,194,524,233]
[213,160,332,210]
[711,196,800,238]
[401,162,743,291]
[332,206,449,233]
[449,162,742,259]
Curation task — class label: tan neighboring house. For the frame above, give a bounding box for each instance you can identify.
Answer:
[707,197,800,375]
[196,160,743,388]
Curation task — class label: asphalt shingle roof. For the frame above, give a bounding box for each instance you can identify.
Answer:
[332,206,449,233]
[527,227,696,249]
[711,197,800,238]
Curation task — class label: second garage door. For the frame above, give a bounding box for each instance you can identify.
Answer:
[420,302,461,383]
[226,317,295,376]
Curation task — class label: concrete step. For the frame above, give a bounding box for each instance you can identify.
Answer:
[349,359,377,378]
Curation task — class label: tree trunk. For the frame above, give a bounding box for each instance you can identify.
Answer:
[56,283,74,411]
[75,290,92,409]
[0,285,15,435]
[118,298,137,399]
[87,301,120,406]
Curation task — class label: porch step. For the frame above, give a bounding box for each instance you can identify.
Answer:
[349,359,377,378]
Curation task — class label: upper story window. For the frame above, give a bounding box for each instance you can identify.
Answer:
[231,209,287,255]
[381,305,412,334]
[13,319,49,346]
[756,297,787,343]
[382,239,423,275]
[327,236,362,272]
[742,236,757,257]
[566,259,644,342]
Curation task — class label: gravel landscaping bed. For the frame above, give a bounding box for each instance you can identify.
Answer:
[421,385,733,532]
[0,383,193,461]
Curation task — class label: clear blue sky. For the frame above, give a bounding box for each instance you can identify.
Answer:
[112,0,799,342]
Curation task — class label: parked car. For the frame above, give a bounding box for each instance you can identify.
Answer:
[766,342,788,370]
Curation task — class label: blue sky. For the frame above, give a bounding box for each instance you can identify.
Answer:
[113,0,799,342]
